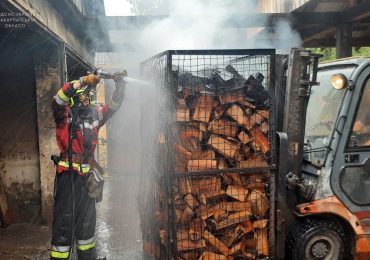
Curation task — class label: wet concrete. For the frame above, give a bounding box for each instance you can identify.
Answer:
[0,223,50,259]
[0,171,143,260]
[95,172,143,259]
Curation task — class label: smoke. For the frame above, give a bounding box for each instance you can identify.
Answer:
[274,20,302,48]
[96,0,303,256]
[138,0,257,52]
[101,0,305,190]
[104,0,305,75]
[107,0,302,57]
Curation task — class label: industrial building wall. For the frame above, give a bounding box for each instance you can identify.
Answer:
[0,38,41,223]
[0,0,105,225]
[0,36,93,224]
[9,0,95,64]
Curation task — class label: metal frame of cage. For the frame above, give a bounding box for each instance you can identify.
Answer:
[140,49,277,260]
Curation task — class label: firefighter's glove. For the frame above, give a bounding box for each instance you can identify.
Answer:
[112,70,127,85]
[81,74,100,86]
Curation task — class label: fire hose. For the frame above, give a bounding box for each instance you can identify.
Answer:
[68,101,80,259]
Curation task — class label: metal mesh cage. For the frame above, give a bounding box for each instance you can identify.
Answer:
[139,50,276,259]
[173,171,272,259]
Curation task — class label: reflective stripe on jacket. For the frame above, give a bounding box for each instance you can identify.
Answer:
[52,81,125,174]
[57,161,91,174]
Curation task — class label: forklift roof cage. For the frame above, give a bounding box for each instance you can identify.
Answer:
[139,49,277,259]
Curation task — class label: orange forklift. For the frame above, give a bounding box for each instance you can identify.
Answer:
[277,49,370,259]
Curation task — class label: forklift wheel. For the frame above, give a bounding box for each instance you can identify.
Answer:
[286,218,351,260]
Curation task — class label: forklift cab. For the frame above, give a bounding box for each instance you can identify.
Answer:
[289,57,370,259]
[327,59,370,209]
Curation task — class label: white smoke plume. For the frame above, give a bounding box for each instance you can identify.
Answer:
[108,0,303,57]
[97,1,303,256]
[138,0,257,52]
[104,0,304,77]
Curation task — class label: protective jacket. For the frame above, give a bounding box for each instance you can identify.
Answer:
[50,79,125,260]
[52,81,125,174]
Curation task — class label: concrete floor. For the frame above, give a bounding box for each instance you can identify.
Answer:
[0,172,143,259]
[0,223,50,259]
[95,172,143,259]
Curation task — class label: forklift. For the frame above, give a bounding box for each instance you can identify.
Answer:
[139,48,369,259]
[277,49,370,259]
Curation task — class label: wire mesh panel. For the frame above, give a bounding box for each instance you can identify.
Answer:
[172,52,273,172]
[174,171,271,259]
[140,49,276,259]
[139,53,172,259]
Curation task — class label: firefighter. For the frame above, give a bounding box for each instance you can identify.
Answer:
[50,72,126,259]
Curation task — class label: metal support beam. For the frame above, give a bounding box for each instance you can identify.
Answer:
[103,7,370,31]
[342,0,370,22]
[336,23,352,58]
[103,12,342,30]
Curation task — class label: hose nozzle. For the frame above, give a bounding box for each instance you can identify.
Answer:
[88,69,127,80]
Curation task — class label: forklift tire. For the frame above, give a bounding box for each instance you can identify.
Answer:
[286,218,352,260]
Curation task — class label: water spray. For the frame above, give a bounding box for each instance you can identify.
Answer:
[89,69,151,86]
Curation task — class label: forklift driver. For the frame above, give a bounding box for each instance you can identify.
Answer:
[353,81,370,146]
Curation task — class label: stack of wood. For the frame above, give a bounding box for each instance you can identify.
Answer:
[170,70,271,259]
[174,174,270,259]
[174,83,270,173]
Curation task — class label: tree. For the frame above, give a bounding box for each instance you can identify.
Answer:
[309,47,370,62]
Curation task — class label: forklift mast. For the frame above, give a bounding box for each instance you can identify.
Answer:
[275,49,321,258]
[275,49,321,201]
[283,49,321,181]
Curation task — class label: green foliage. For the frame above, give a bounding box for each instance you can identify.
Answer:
[308,47,370,62]
[353,47,370,57]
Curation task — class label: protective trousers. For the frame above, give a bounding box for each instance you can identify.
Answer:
[51,171,96,259]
